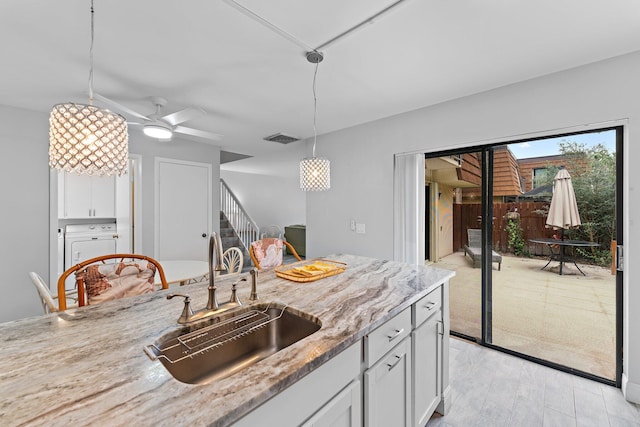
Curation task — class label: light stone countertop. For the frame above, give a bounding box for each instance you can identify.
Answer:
[0,254,454,426]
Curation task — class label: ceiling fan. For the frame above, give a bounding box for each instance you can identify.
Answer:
[94,94,222,142]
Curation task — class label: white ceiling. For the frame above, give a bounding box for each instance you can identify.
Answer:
[3,0,640,174]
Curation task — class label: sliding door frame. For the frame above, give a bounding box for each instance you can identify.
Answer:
[427,125,623,387]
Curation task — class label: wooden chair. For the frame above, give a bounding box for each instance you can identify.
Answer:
[57,254,168,311]
[249,238,301,270]
[219,247,244,276]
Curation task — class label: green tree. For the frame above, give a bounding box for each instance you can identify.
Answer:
[557,141,616,265]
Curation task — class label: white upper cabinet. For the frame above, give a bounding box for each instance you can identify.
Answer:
[59,172,116,218]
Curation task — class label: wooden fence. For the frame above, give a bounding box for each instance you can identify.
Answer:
[453,202,556,255]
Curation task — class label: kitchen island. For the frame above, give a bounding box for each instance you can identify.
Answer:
[0,254,453,426]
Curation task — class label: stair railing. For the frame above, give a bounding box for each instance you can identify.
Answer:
[220,179,259,251]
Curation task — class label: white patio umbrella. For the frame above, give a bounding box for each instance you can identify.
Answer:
[546,168,582,233]
[546,168,581,274]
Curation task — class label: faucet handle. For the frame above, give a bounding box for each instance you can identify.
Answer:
[229,277,247,305]
[167,293,194,324]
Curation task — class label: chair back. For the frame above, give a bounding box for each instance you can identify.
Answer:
[220,247,244,276]
[57,254,168,311]
[29,272,57,314]
[249,238,301,270]
[260,225,282,239]
[467,229,481,247]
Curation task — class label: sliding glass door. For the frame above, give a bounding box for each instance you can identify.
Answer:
[427,127,621,384]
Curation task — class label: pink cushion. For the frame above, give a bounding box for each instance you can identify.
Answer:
[251,238,284,269]
[83,261,156,305]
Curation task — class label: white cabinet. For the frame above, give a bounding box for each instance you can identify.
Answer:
[233,281,450,427]
[302,379,361,427]
[363,306,412,427]
[412,283,448,427]
[60,172,116,218]
[412,312,441,427]
[364,337,412,427]
[233,342,361,427]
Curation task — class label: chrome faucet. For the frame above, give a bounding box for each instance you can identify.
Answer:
[169,233,256,324]
[207,232,227,310]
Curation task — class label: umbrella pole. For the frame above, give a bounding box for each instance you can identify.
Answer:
[560,229,565,275]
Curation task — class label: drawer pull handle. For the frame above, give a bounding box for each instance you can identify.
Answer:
[387,328,404,342]
[386,354,403,371]
[423,301,437,310]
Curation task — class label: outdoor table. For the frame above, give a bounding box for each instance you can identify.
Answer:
[528,238,600,275]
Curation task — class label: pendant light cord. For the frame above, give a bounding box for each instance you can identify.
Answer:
[312,59,319,158]
[88,0,95,105]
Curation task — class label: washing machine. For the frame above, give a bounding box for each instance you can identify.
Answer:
[63,223,118,292]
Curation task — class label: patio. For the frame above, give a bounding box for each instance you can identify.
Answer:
[433,251,616,380]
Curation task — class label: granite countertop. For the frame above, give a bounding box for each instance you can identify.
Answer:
[0,254,454,426]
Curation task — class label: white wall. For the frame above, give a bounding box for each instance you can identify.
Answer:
[0,109,221,323]
[220,169,305,232]
[0,105,50,322]
[306,51,640,402]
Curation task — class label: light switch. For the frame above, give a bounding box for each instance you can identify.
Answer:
[356,223,366,234]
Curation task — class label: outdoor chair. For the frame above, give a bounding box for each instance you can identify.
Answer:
[463,229,502,270]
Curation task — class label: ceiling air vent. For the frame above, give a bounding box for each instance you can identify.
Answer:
[263,133,300,144]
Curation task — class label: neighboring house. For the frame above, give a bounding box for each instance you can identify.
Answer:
[460,146,523,203]
[518,154,567,193]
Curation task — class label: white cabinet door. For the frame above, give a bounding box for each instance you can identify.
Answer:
[91,175,116,217]
[412,312,441,427]
[302,379,361,427]
[62,172,115,218]
[63,172,93,218]
[365,337,411,427]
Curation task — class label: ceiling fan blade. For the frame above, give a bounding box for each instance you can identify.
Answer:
[93,93,150,121]
[174,125,223,141]
[162,107,205,126]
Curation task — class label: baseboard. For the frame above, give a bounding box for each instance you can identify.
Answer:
[436,384,452,415]
[621,373,640,404]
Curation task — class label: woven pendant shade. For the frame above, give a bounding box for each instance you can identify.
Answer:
[300,157,330,191]
[49,103,128,176]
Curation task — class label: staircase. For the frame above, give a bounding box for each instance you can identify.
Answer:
[219,211,253,271]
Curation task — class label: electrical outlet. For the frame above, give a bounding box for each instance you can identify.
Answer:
[350,219,356,231]
[356,223,366,234]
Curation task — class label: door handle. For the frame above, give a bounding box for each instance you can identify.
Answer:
[423,301,437,310]
[386,354,403,371]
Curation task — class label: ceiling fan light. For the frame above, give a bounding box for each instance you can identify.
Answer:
[143,122,173,139]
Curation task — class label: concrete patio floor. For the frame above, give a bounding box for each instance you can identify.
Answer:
[432,251,616,380]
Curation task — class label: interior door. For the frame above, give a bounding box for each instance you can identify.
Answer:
[156,159,211,261]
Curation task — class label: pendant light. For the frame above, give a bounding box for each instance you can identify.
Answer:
[300,51,330,191]
[49,0,128,177]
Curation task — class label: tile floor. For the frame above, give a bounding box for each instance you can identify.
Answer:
[427,337,640,427]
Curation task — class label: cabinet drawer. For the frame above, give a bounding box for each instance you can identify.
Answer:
[364,306,411,368]
[414,286,442,328]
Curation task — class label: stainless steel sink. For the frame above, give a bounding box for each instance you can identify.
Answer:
[145,302,321,384]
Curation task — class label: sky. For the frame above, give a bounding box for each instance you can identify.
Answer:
[508,129,616,159]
